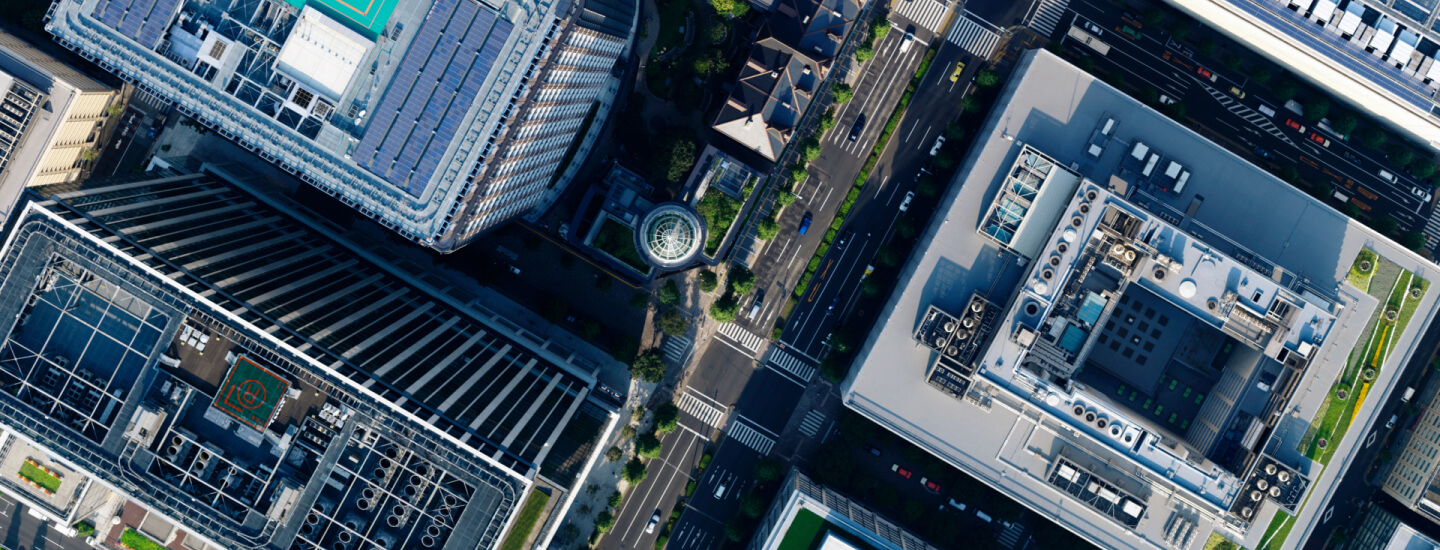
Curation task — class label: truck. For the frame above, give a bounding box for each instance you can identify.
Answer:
[1403,387,1416,402]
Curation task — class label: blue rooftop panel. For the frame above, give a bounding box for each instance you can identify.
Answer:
[90,0,181,49]
[354,0,511,196]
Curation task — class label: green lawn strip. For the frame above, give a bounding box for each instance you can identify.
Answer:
[120,528,165,550]
[18,461,60,493]
[698,191,743,255]
[649,0,691,57]
[499,490,551,550]
[1317,390,1364,464]
[592,218,649,272]
[1347,248,1377,291]
[1395,278,1430,345]
[776,509,825,550]
[1258,511,1293,550]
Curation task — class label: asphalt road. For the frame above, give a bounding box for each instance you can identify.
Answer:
[0,493,91,550]
[1064,0,1436,232]
[781,41,977,359]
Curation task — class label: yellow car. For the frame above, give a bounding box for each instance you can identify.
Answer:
[950,62,966,82]
[1228,86,1246,99]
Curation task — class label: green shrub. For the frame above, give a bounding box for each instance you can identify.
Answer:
[1359,126,1389,150]
[595,511,616,533]
[757,216,780,240]
[698,270,718,292]
[608,490,624,508]
[630,349,667,383]
[975,70,999,87]
[699,452,713,470]
[657,308,688,336]
[684,480,697,496]
[832,82,853,104]
[654,534,669,549]
[74,521,96,538]
[1410,159,1437,179]
[1389,146,1415,168]
[655,402,679,434]
[856,44,874,63]
[709,292,739,322]
[728,266,756,295]
[624,457,649,484]
[657,279,680,306]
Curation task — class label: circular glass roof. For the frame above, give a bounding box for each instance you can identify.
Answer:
[638,204,704,268]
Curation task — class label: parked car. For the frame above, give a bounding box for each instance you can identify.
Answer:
[1257,104,1277,117]
[900,32,915,53]
[1308,132,1330,147]
[865,444,882,456]
[921,478,941,493]
[1342,150,1361,163]
[1228,86,1246,99]
[748,289,766,320]
[1196,66,1217,82]
[798,213,813,235]
[848,114,867,142]
[834,230,853,251]
[930,135,946,156]
[1387,415,1398,430]
[1121,25,1142,40]
[507,265,522,275]
[1121,11,1142,27]
[891,464,912,478]
[950,61,966,82]
[899,191,915,212]
[1083,21,1103,35]
[1285,119,1306,133]
[646,510,661,534]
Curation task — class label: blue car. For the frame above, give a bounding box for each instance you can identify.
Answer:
[798,213,813,235]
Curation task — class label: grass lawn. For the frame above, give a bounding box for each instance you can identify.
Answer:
[18,461,60,493]
[499,490,551,550]
[592,218,650,272]
[776,509,825,550]
[650,0,691,58]
[697,191,742,256]
[1258,511,1294,550]
[1347,248,1377,291]
[121,528,165,550]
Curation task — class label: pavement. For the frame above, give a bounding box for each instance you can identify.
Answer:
[1063,0,1437,242]
[0,493,91,550]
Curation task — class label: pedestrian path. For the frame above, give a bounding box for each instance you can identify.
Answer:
[676,389,727,429]
[662,333,692,364]
[726,420,776,455]
[717,322,766,353]
[998,520,1026,549]
[1028,0,1070,37]
[891,0,951,34]
[1200,83,1293,145]
[767,347,816,382]
[1423,209,1440,253]
[947,13,1002,59]
[798,410,826,438]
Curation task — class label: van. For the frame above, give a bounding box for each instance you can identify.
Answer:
[1257,104,1277,117]
[1379,169,1399,184]
[748,290,766,320]
[975,510,993,523]
[946,498,967,511]
[714,484,727,499]
[1403,387,1416,402]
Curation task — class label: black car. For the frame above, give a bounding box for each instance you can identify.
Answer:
[834,229,853,250]
[826,296,839,315]
[848,114,867,142]
[1252,146,1274,160]
[865,444,882,457]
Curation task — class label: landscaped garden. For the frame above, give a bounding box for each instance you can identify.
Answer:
[592,218,650,272]
[697,190,743,256]
[18,458,61,494]
[120,528,166,550]
[499,489,551,550]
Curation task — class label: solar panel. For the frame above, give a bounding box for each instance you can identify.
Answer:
[354,0,511,195]
[89,0,181,49]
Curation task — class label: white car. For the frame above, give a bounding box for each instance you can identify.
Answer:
[899,191,915,212]
[1158,94,1177,105]
[900,32,915,53]
[1413,186,1433,204]
[646,510,661,534]
[929,135,946,156]
[1083,21,1103,35]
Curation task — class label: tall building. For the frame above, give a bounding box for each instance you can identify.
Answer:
[746,469,942,550]
[43,0,635,252]
[1384,380,1440,518]
[0,28,119,214]
[0,163,620,549]
[841,49,1440,550]
[1349,501,1440,550]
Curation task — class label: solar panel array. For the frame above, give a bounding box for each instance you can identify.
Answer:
[92,0,182,49]
[353,0,513,196]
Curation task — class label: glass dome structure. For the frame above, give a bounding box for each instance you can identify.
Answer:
[637,203,705,268]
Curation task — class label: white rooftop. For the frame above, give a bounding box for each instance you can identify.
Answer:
[817,533,862,550]
[275,6,373,100]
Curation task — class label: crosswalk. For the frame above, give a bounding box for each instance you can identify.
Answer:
[676,389,727,429]
[726,421,776,455]
[1423,209,1440,252]
[717,322,766,353]
[891,0,951,34]
[662,333,692,364]
[798,410,827,438]
[998,520,1026,549]
[947,13,1002,59]
[767,347,816,382]
[1199,84,1293,145]
[1027,0,1070,37]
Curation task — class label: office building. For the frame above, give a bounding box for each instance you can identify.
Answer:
[0,28,119,215]
[0,164,620,548]
[746,469,941,550]
[43,0,636,251]
[1384,378,1440,519]
[1349,501,1440,550]
[842,49,1440,550]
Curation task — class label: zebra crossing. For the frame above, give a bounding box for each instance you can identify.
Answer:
[798,410,827,438]
[717,322,766,353]
[662,333,692,364]
[726,420,776,455]
[1027,0,1070,37]
[891,0,951,34]
[947,13,1002,59]
[1422,209,1440,252]
[1200,84,1293,145]
[998,520,1026,549]
[767,347,816,382]
[676,389,728,429]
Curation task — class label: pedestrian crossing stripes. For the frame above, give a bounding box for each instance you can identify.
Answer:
[947,13,1002,59]
[1423,210,1440,253]
[1200,84,1293,145]
[717,322,766,353]
[1027,0,1070,36]
[891,0,950,34]
[798,410,826,438]
[662,334,692,364]
[676,390,727,429]
[767,347,816,382]
[998,520,1026,549]
[726,420,776,455]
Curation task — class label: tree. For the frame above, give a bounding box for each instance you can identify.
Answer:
[800,136,822,163]
[810,442,854,487]
[1331,111,1357,135]
[1358,126,1389,150]
[658,136,697,182]
[728,265,756,295]
[861,277,881,297]
[1138,87,1159,105]
[608,490,624,509]
[623,457,649,484]
[1223,53,1243,71]
[578,321,600,341]
[1303,96,1330,122]
[706,21,728,43]
[724,518,748,542]
[944,122,966,142]
[855,44,874,63]
[1167,21,1191,42]
[877,246,900,267]
[917,173,942,197]
[1272,79,1298,102]
[606,446,623,462]
[902,500,925,523]
[630,293,649,310]
[1143,7,1166,26]
[594,511,616,533]
[1197,37,1217,57]
[655,402,679,434]
[740,492,766,518]
[1411,159,1437,179]
[698,270,718,293]
[753,458,784,484]
[830,329,856,354]
[621,425,636,439]
[1278,166,1300,184]
[658,279,681,306]
[819,107,836,132]
[960,95,980,114]
[630,349,667,383]
[692,50,729,79]
[831,82,854,104]
[975,70,999,88]
[820,353,850,382]
[709,0,749,17]
[1164,101,1187,122]
[1104,72,1127,89]
[1401,231,1428,252]
[1250,65,1272,84]
[776,189,797,207]
[709,292,739,322]
[895,215,917,239]
[788,163,808,182]
[757,216,780,240]
[1373,217,1400,235]
[657,308,688,337]
[635,432,662,458]
[1389,146,1415,168]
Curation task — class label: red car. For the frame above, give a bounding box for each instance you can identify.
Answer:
[1285,119,1306,133]
[1196,66,1217,82]
[1309,133,1331,147]
[923,478,942,493]
[891,464,912,478]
